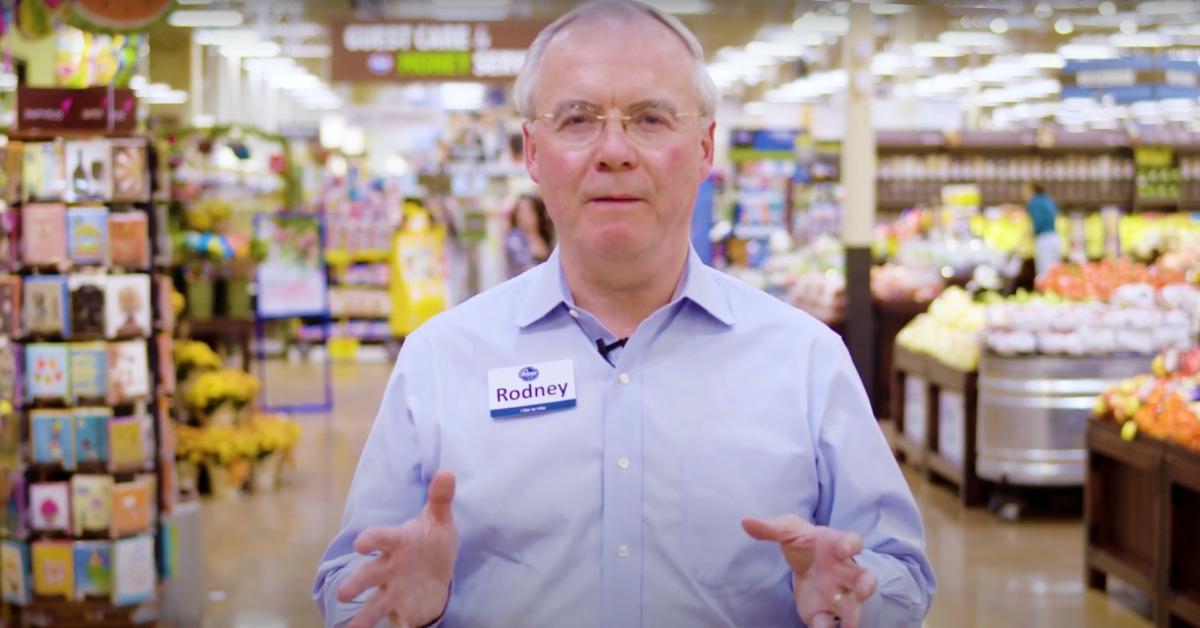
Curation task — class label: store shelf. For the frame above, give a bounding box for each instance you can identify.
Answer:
[1086,545,1155,595]
[1167,593,1200,627]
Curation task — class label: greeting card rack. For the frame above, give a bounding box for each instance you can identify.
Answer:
[0,131,178,626]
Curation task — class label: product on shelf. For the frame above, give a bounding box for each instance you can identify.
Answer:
[870,263,944,303]
[895,287,985,371]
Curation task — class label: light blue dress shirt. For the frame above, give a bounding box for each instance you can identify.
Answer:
[314,247,935,627]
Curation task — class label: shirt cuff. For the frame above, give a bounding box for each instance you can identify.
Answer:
[853,550,927,628]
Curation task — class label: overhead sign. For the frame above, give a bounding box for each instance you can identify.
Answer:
[1061,56,1200,102]
[16,87,137,134]
[331,20,549,83]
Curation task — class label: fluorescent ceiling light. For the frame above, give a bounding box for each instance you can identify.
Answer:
[1111,32,1171,47]
[913,42,962,58]
[1098,1,1117,16]
[282,43,333,58]
[263,22,326,39]
[1023,53,1065,69]
[1138,0,1199,15]
[1054,19,1074,35]
[1058,43,1118,59]
[1035,3,1053,18]
[269,73,322,90]
[1120,19,1139,34]
[990,18,1009,34]
[168,9,243,28]
[869,2,909,15]
[938,31,1006,49]
[792,12,849,35]
[746,41,808,58]
[220,41,280,57]
[193,28,260,46]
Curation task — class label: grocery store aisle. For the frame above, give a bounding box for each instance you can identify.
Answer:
[197,362,1152,628]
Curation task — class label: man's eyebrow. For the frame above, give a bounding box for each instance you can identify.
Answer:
[549,100,600,115]
[626,99,679,112]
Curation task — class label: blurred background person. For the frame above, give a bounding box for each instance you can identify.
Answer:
[505,193,554,277]
[1024,182,1061,277]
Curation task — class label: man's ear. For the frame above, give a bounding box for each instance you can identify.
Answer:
[523,122,541,185]
[700,119,716,179]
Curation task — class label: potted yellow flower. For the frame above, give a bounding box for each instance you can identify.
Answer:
[248,413,302,492]
[175,424,205,495]
[183,369,261,426]
[197,425,257,501]
[173,340,223,391]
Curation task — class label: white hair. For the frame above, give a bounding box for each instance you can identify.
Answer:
[513,0,720,120]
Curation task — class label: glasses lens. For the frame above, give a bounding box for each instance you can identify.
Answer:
[553,108,602,144]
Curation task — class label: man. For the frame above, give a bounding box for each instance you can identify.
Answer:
[1024,181,1061,277]
[314,2,934,627]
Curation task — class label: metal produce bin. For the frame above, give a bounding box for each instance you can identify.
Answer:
[977,352,1151,487]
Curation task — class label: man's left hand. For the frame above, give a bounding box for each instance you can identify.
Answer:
[742,515,877,628]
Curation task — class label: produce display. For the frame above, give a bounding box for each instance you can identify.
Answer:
[1094,347,1200,451]
[871,263,943,303]
[895,287,985,371]
[752,236,846,323]
[1036,259,1186,301]
[985,283,1199,356]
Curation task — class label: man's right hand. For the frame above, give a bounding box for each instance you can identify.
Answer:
[337,470,459,628]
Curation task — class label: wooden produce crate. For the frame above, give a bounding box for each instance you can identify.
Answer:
[1085,419,1166,623]
[889,345,983,506]
[1162,442,1200,628]
[873,298,930,420]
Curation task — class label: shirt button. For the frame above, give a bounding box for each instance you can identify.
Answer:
[618,373,630,385]
[617,545,630,558]
[617,457,630,469]
[568,309,580,319]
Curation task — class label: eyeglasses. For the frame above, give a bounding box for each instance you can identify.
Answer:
[531,101,705,147]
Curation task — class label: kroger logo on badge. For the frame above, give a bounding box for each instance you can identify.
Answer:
[488,359,577,419]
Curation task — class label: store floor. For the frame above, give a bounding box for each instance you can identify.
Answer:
[198,361,1153,628]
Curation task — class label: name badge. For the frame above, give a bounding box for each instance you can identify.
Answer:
[488,359,577,419]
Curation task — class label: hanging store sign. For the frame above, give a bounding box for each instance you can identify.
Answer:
[16,86,137,134]
[331,20,549,83]
[1061,56,1200,102]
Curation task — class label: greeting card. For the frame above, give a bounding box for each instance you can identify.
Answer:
[108,417,146,472]
[107,340,148,404]
[22,142,66,202]
[2,471,24,538]
[104,274,150,339]
[28,482,71,533]
[25,343,69,401]
[108,212,149,270]
[75,408,112,466]
[69,342,108,402]
[69,275,107,338]
[0,338,18,407]
[1,540,30,604]
[157,333,175,394]
[71,474,113,533]
[0,410,18,470]
[67,206,109,265]
[30,410,75,469]
[23,275,69,337]
[111,479,152,537]
[0,274,20,337]
[65,139,113,203]
[31,541,74,599]
[3,144,22,203]
[20,202,67,266]
[111,139,149,203]
[73,541,113,599]
[112,535,154,606]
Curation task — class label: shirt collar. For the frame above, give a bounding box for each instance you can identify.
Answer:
[515,246,735,329]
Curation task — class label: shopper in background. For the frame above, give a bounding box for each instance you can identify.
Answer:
[505,193,554,277]
[315,2,933,628]
[1025,181,1061,276]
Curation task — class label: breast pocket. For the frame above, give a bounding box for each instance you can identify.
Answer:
[681,423,815,592]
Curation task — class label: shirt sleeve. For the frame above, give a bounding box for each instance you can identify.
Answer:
[312,334,443,627]
[807,330,936,627]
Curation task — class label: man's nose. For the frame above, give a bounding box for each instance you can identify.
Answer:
[594,119,638,172]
